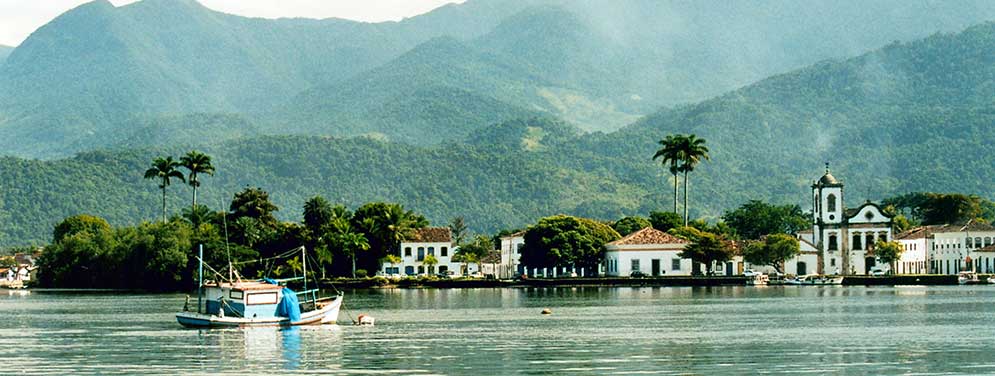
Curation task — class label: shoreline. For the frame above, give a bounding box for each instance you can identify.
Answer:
[13,274,980,293]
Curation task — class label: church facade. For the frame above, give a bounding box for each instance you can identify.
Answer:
[797,166,894,275]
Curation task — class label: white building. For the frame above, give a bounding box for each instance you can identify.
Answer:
[381,227,477,276]
[895,221,995,275]
[797,165,894,275]
[497,231,525,279]
[604,227,693,276]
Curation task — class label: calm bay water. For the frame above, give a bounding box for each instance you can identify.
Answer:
[1,286,994,375]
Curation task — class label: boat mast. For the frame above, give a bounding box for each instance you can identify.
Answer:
[197,244,203,314]
[302,246,307,294]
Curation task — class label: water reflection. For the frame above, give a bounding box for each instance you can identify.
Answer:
[2,287,995,374]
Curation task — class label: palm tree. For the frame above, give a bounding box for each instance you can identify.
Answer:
[653,135,684,214]
[144,156,185,223]
[333,217,370,278]
[675,134,710,226]
[180,151,215,213]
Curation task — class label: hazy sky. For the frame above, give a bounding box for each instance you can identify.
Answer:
[0,0,464,47]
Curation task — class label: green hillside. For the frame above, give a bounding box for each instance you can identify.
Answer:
[594,22,995,215]
[5,22,994,246]
[3,0,994,157]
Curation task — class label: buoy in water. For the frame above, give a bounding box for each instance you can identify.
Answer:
[541,308,552,315]
[356,314,376,326]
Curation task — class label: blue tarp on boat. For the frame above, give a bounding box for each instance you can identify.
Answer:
[264,278,302,322]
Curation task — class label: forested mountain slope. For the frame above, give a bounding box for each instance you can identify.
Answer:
[2,0,993,157]
[2,23,994,246]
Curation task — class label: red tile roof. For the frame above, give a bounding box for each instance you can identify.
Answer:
[606,227,688,246]
[407,227,452,243]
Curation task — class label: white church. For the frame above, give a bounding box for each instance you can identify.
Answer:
[796,165,894,275]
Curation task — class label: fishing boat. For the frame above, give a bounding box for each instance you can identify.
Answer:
[783,274,843,285]
[176,245,342,328]
[957,271,982,285]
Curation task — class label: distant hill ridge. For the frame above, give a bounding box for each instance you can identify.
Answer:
[2,0,995,157]
[1,23,994,246]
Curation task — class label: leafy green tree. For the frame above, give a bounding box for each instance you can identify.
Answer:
[330,218,370,278]
[454,235,493,275]
[873,240,903,274]
[920,193,981,225]
[679,232,733,275]
[179,151,215,212]
[613,216,651,236]
[383,254,402,274]
[742,233,800,273]
[422,254,439,275]
[144,156,185,223]
[182,204,217,227]
[229,187,279,226]
[722,200,810,240]
[520,215,621,272]
[653,134,683,214]
[649,211,683,233]
[52,214,111,243]
[351,202,426,274]
[674,134,710,226]
[449,216,468,246]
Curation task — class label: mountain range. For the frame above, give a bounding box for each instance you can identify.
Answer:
[0,0,993,246]
[2,0,994,157]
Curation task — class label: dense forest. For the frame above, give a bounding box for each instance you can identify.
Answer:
[0,2,993,247]
[2,0,993,157]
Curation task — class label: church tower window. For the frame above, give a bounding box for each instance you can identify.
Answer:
[827,194,837,212]
[828,235,838,251]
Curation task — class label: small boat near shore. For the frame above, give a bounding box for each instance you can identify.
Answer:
[782,274,843,285]
[176,245,342,328]
[958,271,982,285]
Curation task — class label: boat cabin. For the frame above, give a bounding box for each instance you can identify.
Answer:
[202,281,288,319]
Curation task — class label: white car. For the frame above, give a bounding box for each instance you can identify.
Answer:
[870,268,887,276]
[743,269,763,277]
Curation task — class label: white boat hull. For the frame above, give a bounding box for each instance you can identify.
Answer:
[176,295,342,328]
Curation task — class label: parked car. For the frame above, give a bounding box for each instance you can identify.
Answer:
[870,268,887,276]
[630,270,647,278]
[467,271,484,278]
[743,269,763,277]
[434,272,452,279]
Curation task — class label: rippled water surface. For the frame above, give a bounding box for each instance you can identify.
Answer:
[2,286,994,375]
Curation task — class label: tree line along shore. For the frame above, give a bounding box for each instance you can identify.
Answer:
[15,136,995,291]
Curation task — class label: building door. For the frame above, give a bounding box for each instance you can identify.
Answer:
[865,257,876,274]
[725,262,733,276]
[651,259,661,276]
[797,262,807,275]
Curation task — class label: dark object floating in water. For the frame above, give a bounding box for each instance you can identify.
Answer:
[541,308,552,315]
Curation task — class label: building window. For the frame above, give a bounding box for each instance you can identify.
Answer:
[831,258,836,266]
[878,233,887,242]
[405,266,414,275]
[828,235,838,251]
[418,266,425,275]
[852,234,862,250]
[631,259,641,273]
[672,258,681,271]
[417,247,425,261]
[441,247,448,257]
[866,234,875,250]
[827,194,837,212]
[976,238,983,248]
[428,247,435,256]
[986,237,993,247]
[516,244,524,254]
[967,238,974,248]
[439,265,448,273]
[404,247,412,257]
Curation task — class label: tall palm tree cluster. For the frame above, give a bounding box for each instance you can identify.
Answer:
[143,151,215,223]
[653,134,710,226]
